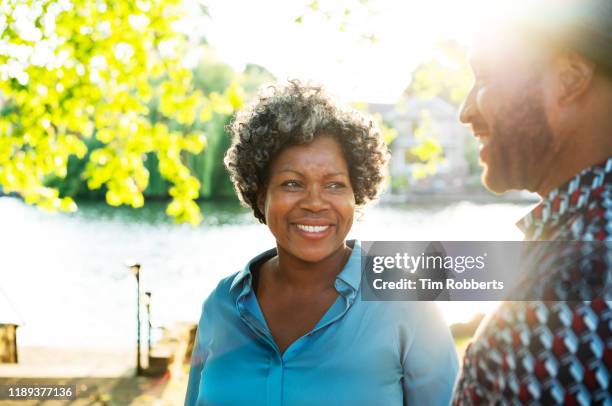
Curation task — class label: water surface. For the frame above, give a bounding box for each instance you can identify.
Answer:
[0,197,532,348]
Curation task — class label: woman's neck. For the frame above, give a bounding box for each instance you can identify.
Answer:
[267,242,353,293]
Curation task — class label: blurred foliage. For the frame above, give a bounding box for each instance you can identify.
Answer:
[0,0,242,225]
[48,49,276,203]
[352,101,397,146]
[396,41,472,179]
[240,64,276,96]
[409,110,446,180]
[390,173,409,194]
[406,41,482,176]
[193,61,275,200]
[295,0,378,44]
[297,2,473,106]
[373,113,397,146]
[405,40,472,107]
[297,3,474,181]
[47,46,275,204]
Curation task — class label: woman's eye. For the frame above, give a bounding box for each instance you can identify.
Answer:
[281,180,301,188]
[327,182,346,189]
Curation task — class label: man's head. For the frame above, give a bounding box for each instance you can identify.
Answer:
[459,0,612,196]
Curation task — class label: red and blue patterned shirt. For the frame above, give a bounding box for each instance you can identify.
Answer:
[453,158,612,405]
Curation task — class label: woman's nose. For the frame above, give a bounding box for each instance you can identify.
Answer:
[300,186,329,212]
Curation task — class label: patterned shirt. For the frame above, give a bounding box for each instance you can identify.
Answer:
[453,158,612,405]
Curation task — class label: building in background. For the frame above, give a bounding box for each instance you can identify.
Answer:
[370,96,474,196]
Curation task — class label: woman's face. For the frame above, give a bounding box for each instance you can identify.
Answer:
[259,135,355,263]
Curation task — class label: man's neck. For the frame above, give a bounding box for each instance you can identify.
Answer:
[535,122,612,198]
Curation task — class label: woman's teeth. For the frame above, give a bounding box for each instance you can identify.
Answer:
[296,224,329,232]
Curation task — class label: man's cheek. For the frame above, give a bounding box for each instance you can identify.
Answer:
[476,88,495,120]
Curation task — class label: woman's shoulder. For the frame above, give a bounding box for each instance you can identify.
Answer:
[202,271,242,305]
[192,272,242,333]
[199,248,276,308]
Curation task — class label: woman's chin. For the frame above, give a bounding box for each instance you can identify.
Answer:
[294,251,334,264]
[284,244,346,264]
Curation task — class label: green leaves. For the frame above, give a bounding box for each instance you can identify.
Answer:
[407,41,472,107]
[0,0,242,225]
[409,111,445,180]
[401,41,472,180]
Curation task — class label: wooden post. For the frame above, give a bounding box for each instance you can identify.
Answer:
[128,263,143,376]
[0,324,18,364]
[145,291,152,369]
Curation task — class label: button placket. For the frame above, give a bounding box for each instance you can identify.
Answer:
[267,354,284,406]
[237,287,285,405]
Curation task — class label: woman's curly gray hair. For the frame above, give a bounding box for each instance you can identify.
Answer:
[224,80,389,224]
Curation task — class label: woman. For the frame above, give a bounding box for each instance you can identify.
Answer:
[185,81,458,406]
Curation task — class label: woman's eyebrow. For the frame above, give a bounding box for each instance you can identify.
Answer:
[277,169,303,175]
[275,169,349,177]
[324,171,349,178]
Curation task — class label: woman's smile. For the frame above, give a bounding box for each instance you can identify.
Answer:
[293,222,333,239]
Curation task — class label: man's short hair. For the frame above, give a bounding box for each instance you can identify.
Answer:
[520,0,612,74]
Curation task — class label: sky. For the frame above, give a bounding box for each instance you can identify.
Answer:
[191,0,492,103]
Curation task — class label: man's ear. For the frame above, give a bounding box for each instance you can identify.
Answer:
[556,50,596,105]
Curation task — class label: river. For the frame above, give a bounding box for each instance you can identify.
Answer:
[0,197,533,349]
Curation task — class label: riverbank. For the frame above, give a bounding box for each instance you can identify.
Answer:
[0,324,194,405]
[0,374,187,405]
[380,189,539,205]
[0,346,189,405]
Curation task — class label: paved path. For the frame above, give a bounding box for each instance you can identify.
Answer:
[0,324,194,405]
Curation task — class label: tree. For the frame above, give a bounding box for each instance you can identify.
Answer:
[405,40,472,107]
[405,41,483,177]
[0,0,240,225]
[42,48,276,202]
[297,3,475,179]
[400,40,474,178]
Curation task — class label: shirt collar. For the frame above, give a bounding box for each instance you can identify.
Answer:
[229,247,276,292]
[335,240,362,293]
[229,240,362,296]
[517,157,612,239]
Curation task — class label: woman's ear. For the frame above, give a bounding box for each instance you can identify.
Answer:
[555,50,596,105]
[256,190,266,220]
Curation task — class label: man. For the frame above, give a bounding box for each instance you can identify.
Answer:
[453,0,612,404]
